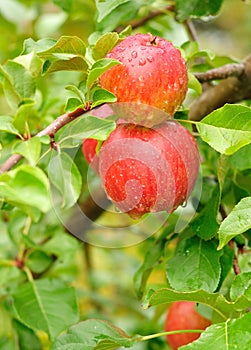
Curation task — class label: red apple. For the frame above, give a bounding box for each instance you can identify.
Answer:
[99,33,188,118]
[98,120,200,219]
[165,301,211,350]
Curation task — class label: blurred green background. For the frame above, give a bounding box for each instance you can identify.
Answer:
[1,1,251,349]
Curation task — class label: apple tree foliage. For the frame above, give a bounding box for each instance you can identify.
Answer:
[0,0,251,349]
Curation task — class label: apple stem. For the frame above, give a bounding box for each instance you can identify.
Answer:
[150,36,157,45]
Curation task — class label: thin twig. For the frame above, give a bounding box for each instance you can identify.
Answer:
[228,240,241,275]
[189,55,251,121]
[194,63,245,83]
[0,106,91,174]
[116,5,175,33]
[185,20,199,42]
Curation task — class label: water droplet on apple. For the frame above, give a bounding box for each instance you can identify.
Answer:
[114,205,122,213]
[146,56,153,63]
[118,46,126,52]
[179,77,184,85]
[181,200,187,208]
[131,51,138,59]
[139,58,146,66]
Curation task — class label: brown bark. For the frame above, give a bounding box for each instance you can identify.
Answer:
[189,55,251,121]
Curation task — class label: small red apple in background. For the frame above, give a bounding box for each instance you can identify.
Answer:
[99,33,188,117]
[98,120,200,219]
[165,301,211,350]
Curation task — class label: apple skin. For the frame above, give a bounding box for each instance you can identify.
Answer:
[98,121,200,219]
[99,33,188,117]
[165,301,211,350]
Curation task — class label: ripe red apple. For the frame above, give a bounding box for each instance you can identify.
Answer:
[99,33,188,118]
[165,301,211,350]
[98,120,200,219]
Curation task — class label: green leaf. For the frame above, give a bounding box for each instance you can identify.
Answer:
[86,58,121,92]
[230,272,251,302]
[13,320,42,350]
[26,251,53,274]
[4,60,36,99]
[48,152,82,208]
[95,0,130,22]
[217,154,230,194]
[11,278,79,340]
[230,144,251,171]
[42,56,88,74]
[58,115,116,148]
[218,197,251,249]
[143,287,250,321]
[51,319,134,350]
[0,266,24,289]
[0,165,51,214]
[12,137,41,166]
[22,38,57,54]
[134,239,165,299]
[92,88,117,108]
[53,0,72,12]
[0,116,22,138]
[13,100,40,133]
[188,72,202,95]
[0,337,16,350]
[65,98,83,113]
[180,312,251,349]
[7,211,27,245]
[65,83,86,102]
[190,184,220,240]
[196,104,251,155]
[176,0,223,21]
[40,231,80,257]
[166,237,221,292]
[13,52,44,78]
[92,32,120,60]
[0,64,23,109]
[38,35,86,57]
[182,41,200,59]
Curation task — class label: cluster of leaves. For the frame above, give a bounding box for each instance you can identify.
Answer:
[1,0,251,349]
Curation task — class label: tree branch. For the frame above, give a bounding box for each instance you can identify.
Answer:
[194,63,245,83]
[189,55,251,121]
[0,106,90,174]
[228,240,241,275]
[116,5,175,33]
[184,20,199,42]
